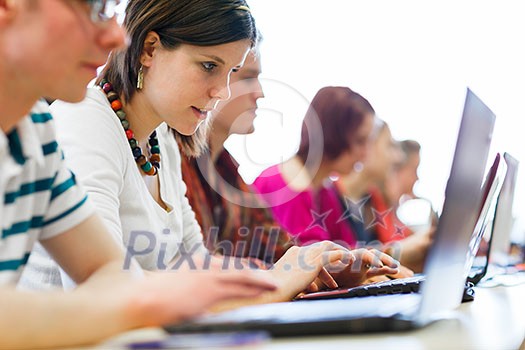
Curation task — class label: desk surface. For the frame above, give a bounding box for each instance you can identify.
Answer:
[88,282,525,350]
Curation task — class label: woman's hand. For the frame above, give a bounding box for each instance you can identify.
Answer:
[321,248,400,289]
[268,241,355,301]
[361,263,414,284]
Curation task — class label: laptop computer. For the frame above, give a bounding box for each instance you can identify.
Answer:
[297,152,506,301]
[490,153,519,263]
[465,152,506,284]
[166,88,496,336]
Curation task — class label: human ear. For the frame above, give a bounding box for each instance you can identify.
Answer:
[140,31,161,67]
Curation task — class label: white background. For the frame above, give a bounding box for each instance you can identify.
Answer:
[225,0,525,243]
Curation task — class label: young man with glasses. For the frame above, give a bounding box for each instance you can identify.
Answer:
[0,1,276,348]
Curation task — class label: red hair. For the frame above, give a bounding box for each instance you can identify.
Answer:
[297,86,374,163]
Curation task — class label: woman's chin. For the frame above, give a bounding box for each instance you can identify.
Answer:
[228,123,255,136]
[245,125,256,134]
[171,120,205,136]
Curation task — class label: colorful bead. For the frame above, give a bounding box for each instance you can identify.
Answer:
[121,119,130,130]
[116,110,126,120]
[111,100,122,111]
[141,161,153,172]
[136,155,147,166]
[101,80,160,176]
[132,147,142,158]
[145,166,157,176]
[148,138,158,146]
[150,153,161,163]
[107,91,119,102]
[103,82,113,93]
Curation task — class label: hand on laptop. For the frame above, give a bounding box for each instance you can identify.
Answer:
[268,241,355,300]
[322,248,400,289]
[363,264,414,284]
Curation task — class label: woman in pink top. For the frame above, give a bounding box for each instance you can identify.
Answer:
[254,86,375,248]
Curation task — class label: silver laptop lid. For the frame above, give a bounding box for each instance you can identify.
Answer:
[491,153,519,259]
[417,88,496,324]
[465,153,507,283]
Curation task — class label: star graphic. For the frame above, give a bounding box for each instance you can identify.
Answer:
[393,224,406,238]
[366,208,391,230]
[337,195,370,224]
[305,209,332,232]
[288,235,301,246]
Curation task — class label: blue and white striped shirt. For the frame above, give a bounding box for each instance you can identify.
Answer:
[0,100,93,285]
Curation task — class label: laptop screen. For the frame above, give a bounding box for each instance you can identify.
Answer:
[417,88,496,323]
[465,153,506,284]
[491,153,520,261]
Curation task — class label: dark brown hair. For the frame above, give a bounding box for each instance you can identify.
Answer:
[297,86,375,164]
[97,0,257,156]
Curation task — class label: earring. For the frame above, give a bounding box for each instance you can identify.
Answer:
[137,65,144,90]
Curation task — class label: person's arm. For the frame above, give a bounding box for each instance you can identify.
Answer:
[40,213,129,283]
[7,193,277,349]
[27,99,130,285]
[0,281,132,350]
[15,99,128,290]
[0,260,277,350]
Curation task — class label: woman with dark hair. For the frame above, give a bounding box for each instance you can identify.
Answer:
[253,86,375,248]
[181,50,295,265]
[22,0,399,303]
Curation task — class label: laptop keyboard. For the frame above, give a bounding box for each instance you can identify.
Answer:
[296,275,425,300]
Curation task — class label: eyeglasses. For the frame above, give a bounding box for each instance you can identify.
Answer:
[85,0,122,23]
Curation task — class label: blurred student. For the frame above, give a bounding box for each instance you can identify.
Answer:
[336,121,433,272]
[391,139,438,228]
[397,139,421,202]
[253,86,374,248]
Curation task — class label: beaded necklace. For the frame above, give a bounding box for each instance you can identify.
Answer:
[98,79,160,176]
